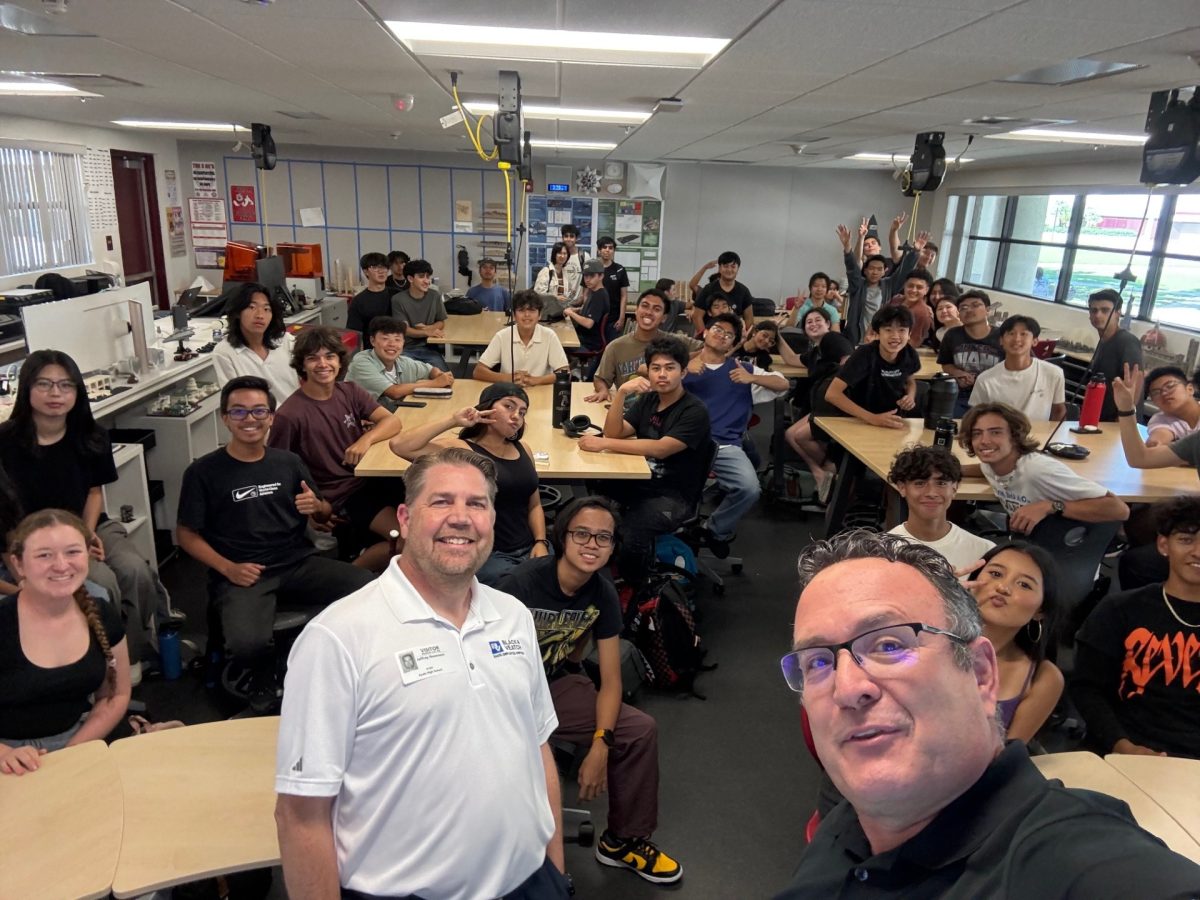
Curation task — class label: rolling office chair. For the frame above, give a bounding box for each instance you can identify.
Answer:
[672,441,743,594]
[568,313,609,381]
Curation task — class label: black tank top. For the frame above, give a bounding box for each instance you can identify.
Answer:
[464,440,537,553]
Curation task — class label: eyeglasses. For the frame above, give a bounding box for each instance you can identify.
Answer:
[566,528,615,548]
[780,622,968,698]
[1148,380,1185,400]
[224,406,272,420]
[32,378,77,394]
[708,327,736,340]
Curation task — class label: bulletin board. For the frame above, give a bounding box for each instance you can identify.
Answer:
[526,195,595,277]
[595,198,662,291]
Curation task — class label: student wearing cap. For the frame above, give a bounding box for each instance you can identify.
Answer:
[564,258,610,356]
[388,382,548,586]
[466,256,511,312]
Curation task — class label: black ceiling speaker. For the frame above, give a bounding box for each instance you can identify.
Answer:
[1141,88,1200,186]
[251,122,277,171]
[493,70,524,168]
[903,131,946,196]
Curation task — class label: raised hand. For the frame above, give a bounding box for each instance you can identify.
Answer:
[859,217,870,236]
[294,480,321,516]
[835,224,853,251]
[913,230,931,251]
[891,212,907,232]
[1111,363,1144,411]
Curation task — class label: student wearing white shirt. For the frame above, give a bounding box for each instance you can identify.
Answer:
[887,445,995,571]
[968,316,1066,422]
[473,291,570,387]
[533,242,580,308]
[959,403,1129,534]
[211,282,300,404]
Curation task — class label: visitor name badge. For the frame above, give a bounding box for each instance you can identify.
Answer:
[396,644,451,685]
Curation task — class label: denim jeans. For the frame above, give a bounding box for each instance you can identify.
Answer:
[706,444,761,540]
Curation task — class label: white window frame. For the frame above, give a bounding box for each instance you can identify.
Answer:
[0,142,93,277]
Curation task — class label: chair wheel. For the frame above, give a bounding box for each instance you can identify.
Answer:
[578,822,595,847]
[732,563,743,574]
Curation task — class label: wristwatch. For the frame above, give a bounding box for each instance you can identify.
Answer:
[1051,500,1065,515]
[594,728,615,748]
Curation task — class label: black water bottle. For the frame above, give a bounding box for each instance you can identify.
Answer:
[552,369,571,428]
[924,372,959,430]
[933,417,958,449]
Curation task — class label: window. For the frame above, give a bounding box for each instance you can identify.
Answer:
[0,145,93,277]
[954,187,1200,331]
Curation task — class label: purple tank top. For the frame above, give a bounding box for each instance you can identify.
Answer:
[998,659,1038,731]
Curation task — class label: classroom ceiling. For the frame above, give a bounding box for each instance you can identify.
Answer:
[0,0,1198,173]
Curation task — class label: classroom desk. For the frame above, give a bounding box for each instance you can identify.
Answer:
[814,416,1194,531]
[356,380,650,480]
[1104,754,1200,845]
[428,311,580,375]
[771,352,942,380]
[0,740,123,900]
[1032,751,1200,863]
[110,717,281,898]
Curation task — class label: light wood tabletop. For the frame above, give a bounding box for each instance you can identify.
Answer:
[813,416,1194,503]
[0,740,122,900]
[1105,755,1200,844]
[773,352,942,381]
[1033,751,1200,863]
[428,310,580,350]
[356,380,651,480]
[110,717,281,898]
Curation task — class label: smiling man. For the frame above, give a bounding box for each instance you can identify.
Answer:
[824,305,920,430]
[775,530,1200,898]
[587,288,701,403]
[275,448,571,900]
[968,315,1066,421]
[176,376,373,712]
[937,289,1004,416]
[345,317,453,412]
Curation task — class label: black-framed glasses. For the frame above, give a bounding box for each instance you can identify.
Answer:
[1148,380,1185,400]
[566,528,615,548]
[32,378,77,393]
[780,622,968,697]
[224,406,272,421]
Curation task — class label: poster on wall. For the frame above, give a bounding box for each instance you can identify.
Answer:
[188,197,226,225]
[163,169,179,206]
[454,199,474,233]
[166,206,186,257]
[230,185,257,223]
[194,248,223,269]
[191,161,218,199]
[526,195,597,276]
[596,198,663,291]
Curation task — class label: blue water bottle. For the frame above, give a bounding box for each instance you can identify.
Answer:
[159,625,182,680]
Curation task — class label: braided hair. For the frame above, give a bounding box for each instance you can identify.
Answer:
[7,509,115,690]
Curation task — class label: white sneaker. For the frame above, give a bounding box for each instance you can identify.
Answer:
[816,471,835,505]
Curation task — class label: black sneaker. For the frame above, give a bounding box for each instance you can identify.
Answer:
[247,671,282,715]
[702,530,732,559]
[595,831,682,884]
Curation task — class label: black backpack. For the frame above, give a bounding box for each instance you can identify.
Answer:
[622,572,715,699]
[444,296,483,315]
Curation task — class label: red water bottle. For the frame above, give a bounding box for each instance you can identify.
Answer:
[1079,374,1106,428]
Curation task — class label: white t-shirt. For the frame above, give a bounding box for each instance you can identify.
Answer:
[212,333,300,405]
[980,452,1107,515]
[889,522,996,571]
[968,358,1065,421]
[275,563,557,898]
[478,324,569,377]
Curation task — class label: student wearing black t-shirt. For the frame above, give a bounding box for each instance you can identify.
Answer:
[0,350,169,670]
[177,376,373,711]
[688,250,754,333]
[1072,495,1200,759]
[499,496,682,884]
[565,258,610,358]
[579,338,711,581]
[347,252,395,349]
[0,509,131,771]
[595,236,630,334]
[1087,288,1143,422]
[937,289,1003,416]
[824,305,920,430]
[384,249,410,294]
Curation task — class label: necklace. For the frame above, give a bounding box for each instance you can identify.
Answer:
[1162,586,1200,628]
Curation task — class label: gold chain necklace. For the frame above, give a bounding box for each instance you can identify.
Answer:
[1162,586,1200,628]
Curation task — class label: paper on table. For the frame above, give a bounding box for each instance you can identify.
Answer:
[299,207,325,227]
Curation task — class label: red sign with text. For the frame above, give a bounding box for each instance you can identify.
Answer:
[230,185,257,222]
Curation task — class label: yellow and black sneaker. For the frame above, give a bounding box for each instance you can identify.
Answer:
[595,831,683,884]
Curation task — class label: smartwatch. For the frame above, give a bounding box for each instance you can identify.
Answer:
[594,728,615,748]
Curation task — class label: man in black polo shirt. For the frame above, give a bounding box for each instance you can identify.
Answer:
[500,496,681,885]
[775,530,1200,898]
[578,337,711,582]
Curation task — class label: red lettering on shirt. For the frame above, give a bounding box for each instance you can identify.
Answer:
[1119,628,1200,698]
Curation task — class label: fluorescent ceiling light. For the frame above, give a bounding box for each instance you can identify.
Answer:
[388,21,727,68]
[112,120,249,132]
[0,79,97,96]
[846,152,974,163]
[529,139,617,151]
[463,101,649,125]
[986,128,1147,146]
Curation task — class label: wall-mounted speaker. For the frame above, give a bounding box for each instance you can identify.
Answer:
[903,131,946,196]
[251,123,277,171]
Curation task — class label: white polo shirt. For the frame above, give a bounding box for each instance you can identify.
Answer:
[275,562,558,899]
[478,324,569,377]
[212,332,300,404]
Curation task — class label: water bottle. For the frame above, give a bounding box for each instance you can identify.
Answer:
[924,373,959,430]
[552,369,571,428]
[159,625,182,681]
[1079,374,1106,428]
[933,417,958,449]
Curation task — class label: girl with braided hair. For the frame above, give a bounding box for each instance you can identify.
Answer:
[0,509,131,775]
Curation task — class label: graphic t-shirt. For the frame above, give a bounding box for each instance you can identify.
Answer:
[936,325,1004,392]
[835,342,920,414]
[979,452,1106,515]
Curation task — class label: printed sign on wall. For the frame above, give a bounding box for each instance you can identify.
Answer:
[230,185,258,223]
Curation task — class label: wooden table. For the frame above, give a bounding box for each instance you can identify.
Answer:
[110,717,281,898]
[356,380,651,480]
[772,352,942,381]
[1105,754,1200,847]
[1033,751,1200,863]
[428,311,580,376]
[0,740,123,900]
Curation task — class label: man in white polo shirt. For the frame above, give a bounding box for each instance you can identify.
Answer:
[274,447,569,900]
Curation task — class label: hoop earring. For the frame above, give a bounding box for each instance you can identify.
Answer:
[1026,619,1043,644]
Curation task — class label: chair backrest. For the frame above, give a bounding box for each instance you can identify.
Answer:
[688,440,720,518]
[1028,515,1120,612]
